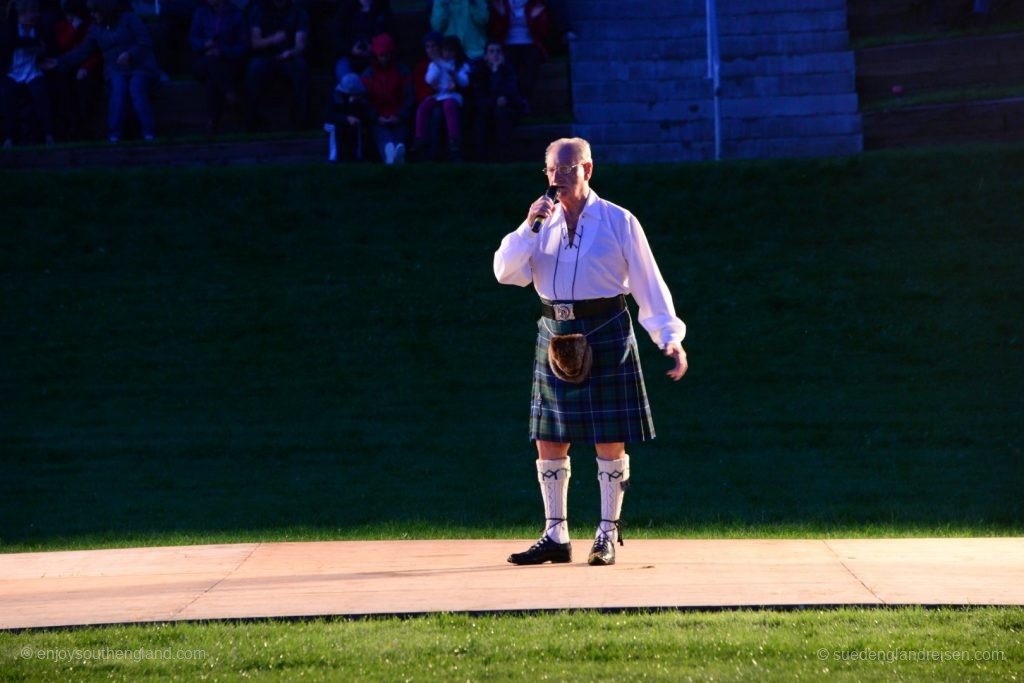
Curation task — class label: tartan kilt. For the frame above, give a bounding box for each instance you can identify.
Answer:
[529,307,655,444]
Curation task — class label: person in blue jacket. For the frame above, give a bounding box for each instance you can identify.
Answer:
[52,0,159,142]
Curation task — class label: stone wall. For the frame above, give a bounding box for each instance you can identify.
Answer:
[565,0,863,162]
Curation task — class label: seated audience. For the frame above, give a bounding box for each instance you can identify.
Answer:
[411,29,446,161]
[2,0,57,146]
[331,0,393,82]
[189,0,247,134]
[52,0,102,140]
[360,32,410,164]
[324,70,370,161]
[53,0,160,142]
[413,34,468,161]
[245,0,309,130]
[471,39,518,161]
[487,0,546,111]
[430,0,487,60]
[412,29,440,105]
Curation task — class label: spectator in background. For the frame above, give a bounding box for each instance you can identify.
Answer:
[487,0,546,111]
[471,40,518,161]
[323,70,369,161]
[156,0,197,76]
[330,0,393,82]
[2,0,57,146]
[52,0,101,140]
[52,0,160,142]
[245,0,309,130]
[413,33,468,160]
[411,28,440,104]
[411,28,443,160]
[360,32,410,163]
[430,0,487,59]
[189,0,247,134]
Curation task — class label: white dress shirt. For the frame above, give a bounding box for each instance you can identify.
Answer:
[494,189,686,349]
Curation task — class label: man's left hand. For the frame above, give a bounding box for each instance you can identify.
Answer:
[664,342,687,381]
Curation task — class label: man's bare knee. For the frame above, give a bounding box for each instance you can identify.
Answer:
[595,442,626,460]
[536,440,570,460]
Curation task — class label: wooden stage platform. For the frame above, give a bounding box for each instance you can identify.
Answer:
[2,538,1022,630]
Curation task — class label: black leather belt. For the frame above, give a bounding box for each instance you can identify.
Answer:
[541,295,626,321]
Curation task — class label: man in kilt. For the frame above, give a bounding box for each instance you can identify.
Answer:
[494,137,687,566]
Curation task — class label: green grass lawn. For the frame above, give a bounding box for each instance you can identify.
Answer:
[1,147,1022,553]
[1,608,1022,681]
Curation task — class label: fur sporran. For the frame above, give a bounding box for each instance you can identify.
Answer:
[547,333,593,384]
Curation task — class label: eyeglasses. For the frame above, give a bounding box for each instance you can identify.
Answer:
[542,164,581,176]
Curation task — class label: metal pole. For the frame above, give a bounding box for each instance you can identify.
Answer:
[706,0,721,161]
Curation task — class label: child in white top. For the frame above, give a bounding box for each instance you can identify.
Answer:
[425,47,470,105]
[414,35,470,159]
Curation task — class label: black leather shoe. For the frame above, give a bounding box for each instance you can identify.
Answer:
[587,535,616,566]
[507,535,572,565]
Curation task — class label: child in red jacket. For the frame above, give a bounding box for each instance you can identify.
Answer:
[360,32,412,164]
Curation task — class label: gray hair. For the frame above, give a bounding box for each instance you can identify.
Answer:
[545,137,592,164]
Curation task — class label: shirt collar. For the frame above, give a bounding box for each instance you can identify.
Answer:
[551,189,601,226]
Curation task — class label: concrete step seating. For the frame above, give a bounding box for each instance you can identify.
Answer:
[152,58,570,137]
[847,0,1024,37]
[0,120,573,169]
[849,0,1024,148]
[863,96,1024,147]
[568,0,862,162]
[856,31,1024,101]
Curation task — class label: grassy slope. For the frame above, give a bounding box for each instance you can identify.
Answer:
[1,146,1022,551]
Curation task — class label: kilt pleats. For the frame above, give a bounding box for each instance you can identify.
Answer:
[529,308,655,444]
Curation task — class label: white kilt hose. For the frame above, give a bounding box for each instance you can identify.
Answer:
[529,302,655,444]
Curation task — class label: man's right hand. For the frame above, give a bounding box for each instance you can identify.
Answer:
[526,193,557,227]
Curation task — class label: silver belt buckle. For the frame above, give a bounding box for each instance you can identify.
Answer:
[553,303,575,321]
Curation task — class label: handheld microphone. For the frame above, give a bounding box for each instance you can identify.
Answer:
[531,185,560,233]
